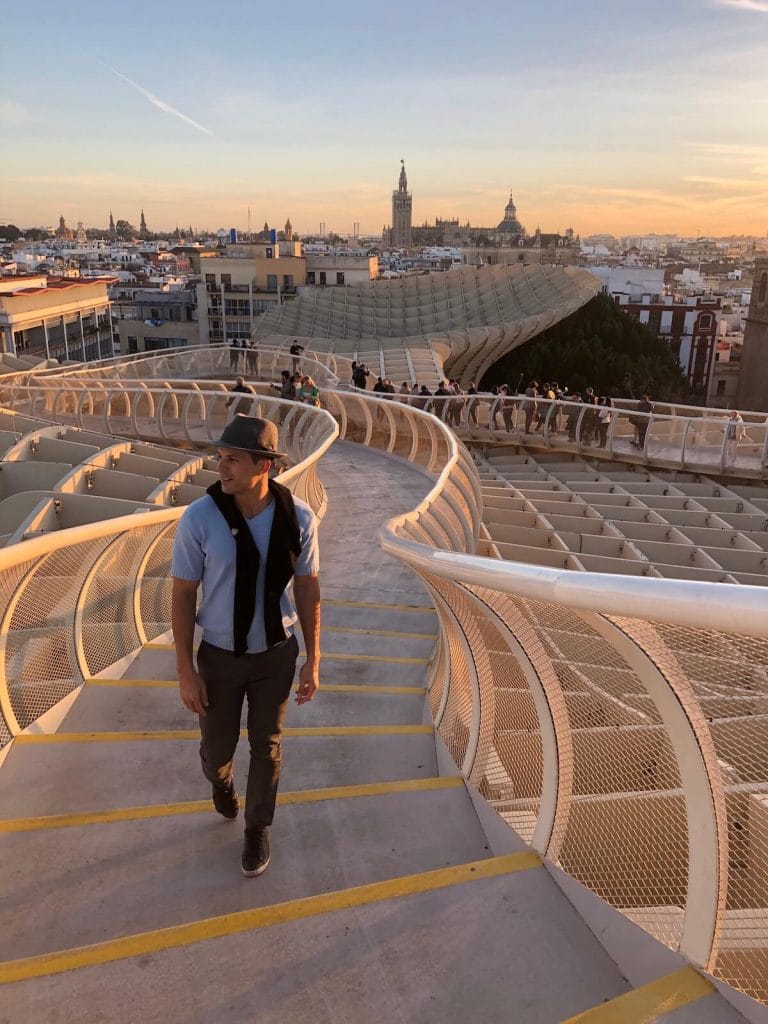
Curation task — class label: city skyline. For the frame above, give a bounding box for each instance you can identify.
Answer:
[2,1,767,236]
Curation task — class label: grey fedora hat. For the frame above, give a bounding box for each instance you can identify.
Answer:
[214,415,287,459]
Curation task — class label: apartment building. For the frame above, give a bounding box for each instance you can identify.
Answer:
[0,274,115,362]
[196,243,306,345]
[304,252,378,288]
[114,287,199,353]
[615,292,721,393]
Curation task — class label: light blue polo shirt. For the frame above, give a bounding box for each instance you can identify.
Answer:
[171,494,319,654]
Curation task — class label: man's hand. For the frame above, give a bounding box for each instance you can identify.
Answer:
[179,666,209,715]
[295,660,319,705]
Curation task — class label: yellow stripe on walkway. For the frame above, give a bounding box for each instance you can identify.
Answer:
[0,777,463,834]
[324,598,436,614]
[15,724,434,744]
[86,679,426,695]
[144,643,428,664]
[323,626,438,640]
[316,652,429,664]
[0,851,540,984]
[561,966,714,1024]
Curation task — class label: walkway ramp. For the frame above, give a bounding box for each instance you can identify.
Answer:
[0,442,747,1023]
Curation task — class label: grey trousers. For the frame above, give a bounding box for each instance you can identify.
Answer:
[196,635,299,831]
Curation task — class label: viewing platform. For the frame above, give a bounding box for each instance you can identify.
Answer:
[0,349,766,1022]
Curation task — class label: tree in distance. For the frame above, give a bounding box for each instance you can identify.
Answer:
[114,220,137,241]
[480,292,695,402]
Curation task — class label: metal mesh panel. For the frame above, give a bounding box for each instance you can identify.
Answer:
[472,611,544,844]
[647,621,768,1000]
[427,576,475,771]
[528,602,688,949]
[0,558,36,748]
[80,528,160,675]
[139,525,176,639]
[5,538,109,729]
[427,623,447,721]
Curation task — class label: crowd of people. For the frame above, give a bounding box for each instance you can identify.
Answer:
[227,341,752,466]
[228,338,260,377]
[348,371,633,448]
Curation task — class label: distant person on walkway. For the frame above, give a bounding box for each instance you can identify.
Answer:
[466,382,479,426]
[225,376,255,417]
[725,409,746,466]
[581,389,598,446]
[172,415,320,878]
[246,340,259,378]
[229,339,242,374]
[273,369,296,401]
[566,393,582,442]
[501,385,516,432]
[535,383,556,433]
[415,385,432,411]
[522,381,538,434]
[490,386,503,431]
[352,362,371,389]
[551,382,563,433]
[289,341,304,373]
[632,395,653,449]
[297,375,320,406]
[597,397,613,448]
[433,380,451,420]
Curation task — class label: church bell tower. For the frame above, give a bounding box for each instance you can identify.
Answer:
[391,160,412,248]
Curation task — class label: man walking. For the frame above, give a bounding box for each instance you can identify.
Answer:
[172,415,321,877]
[289,340,304,374]
[225,376,255,417]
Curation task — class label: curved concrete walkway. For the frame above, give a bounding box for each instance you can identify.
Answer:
[0,441,748,1023]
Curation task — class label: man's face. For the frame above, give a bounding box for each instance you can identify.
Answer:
[216,447,270,495]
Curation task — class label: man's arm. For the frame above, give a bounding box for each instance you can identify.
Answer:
[293,573,320,705]
[172,576,208,715]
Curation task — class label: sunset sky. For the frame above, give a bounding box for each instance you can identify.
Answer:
[2,0,767,237]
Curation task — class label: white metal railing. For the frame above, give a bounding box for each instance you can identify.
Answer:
[3,343,346,390]
[344,391,768,477]
[2,359,768,1007]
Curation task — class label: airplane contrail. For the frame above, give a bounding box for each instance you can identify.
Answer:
[104,64,215,137]
[717,0,768,11]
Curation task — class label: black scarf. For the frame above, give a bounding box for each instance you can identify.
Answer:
[206,478,302,655]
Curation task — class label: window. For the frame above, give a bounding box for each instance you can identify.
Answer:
[716,379,727,397]
[336,272,345,285]
[220,274,231,290]
[307,272,316,285]
[759,272,767,305]
[150,308,160,320]
[698,313,712,329]
[145,337,188,351]
[266,274,278,291]
[127,335,138,354]
[225,299,251,317]
[319,272,327,286]
[283,275,294,288]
